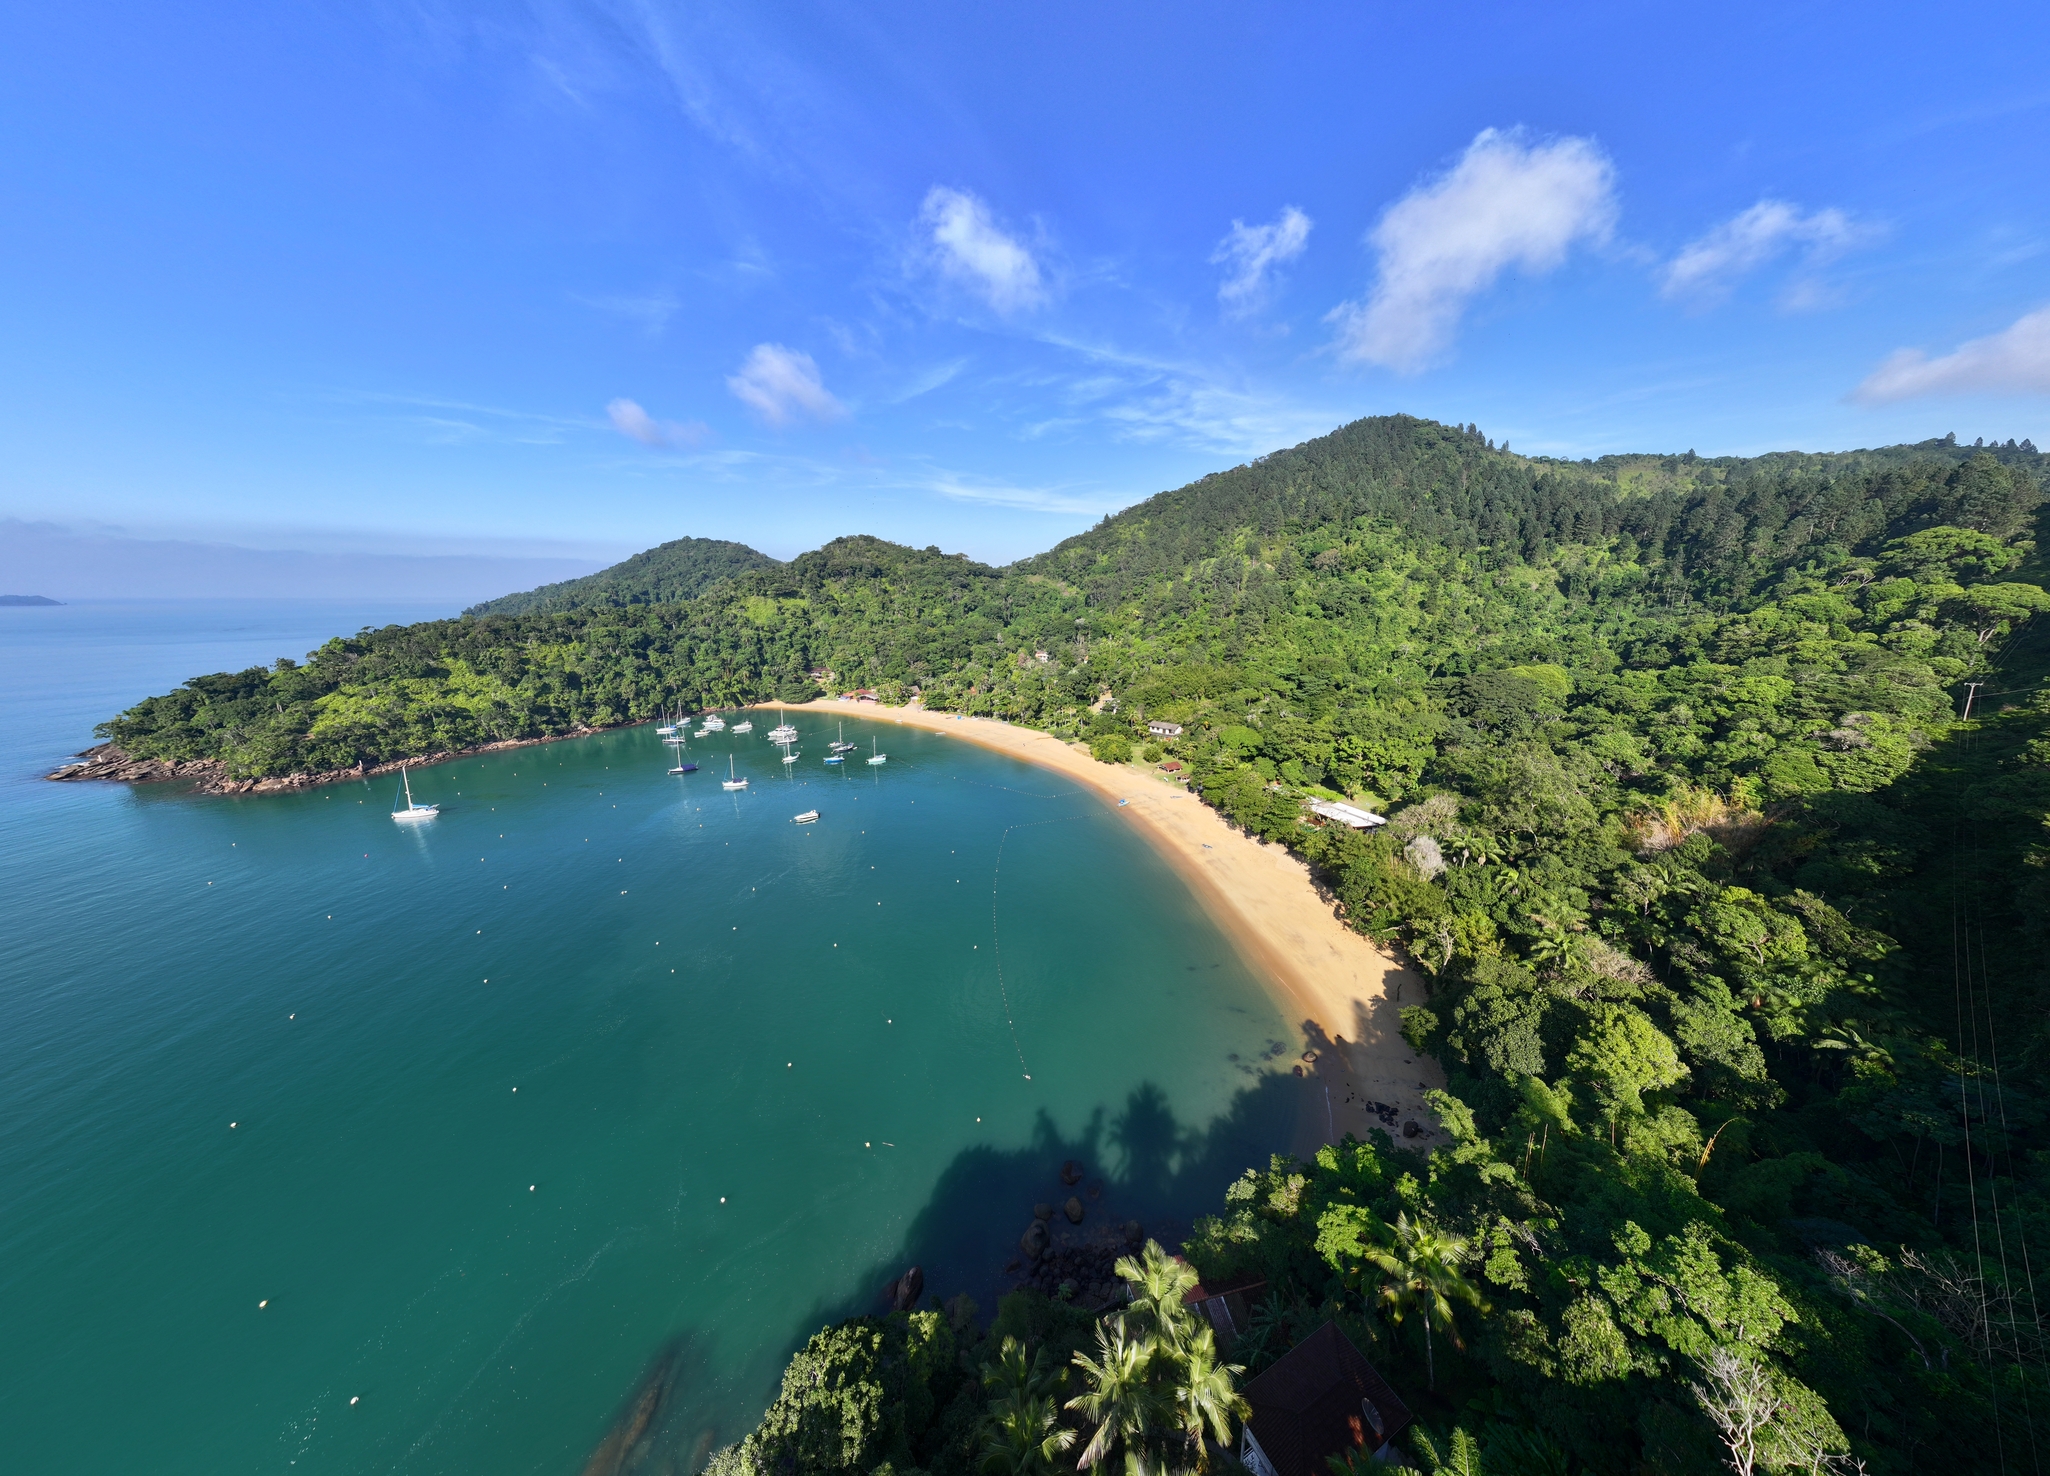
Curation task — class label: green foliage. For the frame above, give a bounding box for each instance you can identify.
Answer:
[464,535,782,616]
[96,415,2050,1472]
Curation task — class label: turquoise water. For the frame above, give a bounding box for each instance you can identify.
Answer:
[0,602,1309,1475]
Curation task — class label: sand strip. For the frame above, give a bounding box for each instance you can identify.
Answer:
[790,700,1445,1148]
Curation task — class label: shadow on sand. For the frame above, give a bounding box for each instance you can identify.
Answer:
[580,1061,1330,1474]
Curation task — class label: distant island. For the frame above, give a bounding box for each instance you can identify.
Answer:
[0,594,62,605]
[53,414,2050,1472]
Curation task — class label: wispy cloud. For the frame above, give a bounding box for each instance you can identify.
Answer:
[726,343,847,426]
[1213,206,1313,317]
[920,187,1048,314]
[606,398,710,448]
[1853,305,2050,402]
[1328,127,1617,373]
[1661,199,1877,308]
[1028,333,1347,458]
[575,290,682,335]
[924,475,1120,516]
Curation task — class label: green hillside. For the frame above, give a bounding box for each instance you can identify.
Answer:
[88,415,2050,1472]
[461,533,781,616]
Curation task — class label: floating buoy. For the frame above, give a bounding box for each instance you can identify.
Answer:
[529,1185,535,1192]
[350,1396,359,1405]
[258,1299,267,1308]
[230,1122,237,1129]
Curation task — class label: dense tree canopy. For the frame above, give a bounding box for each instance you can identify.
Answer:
[95,416,2050,1472]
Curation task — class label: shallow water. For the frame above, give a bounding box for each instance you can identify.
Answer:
[0,601,1308,1475]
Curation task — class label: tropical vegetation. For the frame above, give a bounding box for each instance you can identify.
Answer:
[89,416,2050,1471]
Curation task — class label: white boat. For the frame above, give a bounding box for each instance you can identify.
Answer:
[824,754,845,765]
[390,764,439,822]
[781,749,799,764]
[702,714,727,732]
[721,756,747,791]
[866,738,886,766]
[668,757,697,775]
[730,719,754,734]
[767,708,798,743]
[792,809,819,824]
[695,728,714,739]
[655,723,677,736]
[828,721,856,754]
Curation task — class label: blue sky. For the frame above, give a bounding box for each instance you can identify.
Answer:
[4,1,2048,580]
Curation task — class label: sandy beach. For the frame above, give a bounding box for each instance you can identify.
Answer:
[798,699,1446,1150]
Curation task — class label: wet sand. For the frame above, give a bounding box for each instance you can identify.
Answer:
[796,700,1446,1148]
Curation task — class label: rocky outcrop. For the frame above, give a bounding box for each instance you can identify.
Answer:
[45,728,611,796]
[1059,1159,1084,1186]
[884,1265,924,1311]
[1020,1221,1049,1261]
[1064,1197,1084,1224]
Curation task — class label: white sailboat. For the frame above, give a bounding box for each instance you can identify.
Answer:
[829,722,855,754]
[721,756,748,791]
[767,708,798,744]
[390,763,439,822]
[866,738,887,766]
[655,706,678,737]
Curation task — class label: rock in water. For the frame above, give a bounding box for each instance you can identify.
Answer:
[1060,1159,1084,1186]
[888,1265,924,1311]
[1123,1220,1143,1247]
[1064,1197,1084,1224]
[1020,1222,1048,1261]
[1033,1202,1053,1222]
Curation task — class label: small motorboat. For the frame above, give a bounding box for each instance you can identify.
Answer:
[730,720,754,734]
[701,714,727,732]
[824,754,845,765]
[792,810,819,824]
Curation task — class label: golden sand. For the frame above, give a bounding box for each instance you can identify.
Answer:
[797,700,1446,1149]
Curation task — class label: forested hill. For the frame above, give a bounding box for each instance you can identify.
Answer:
[86,415,2050,1471]
[462,533,780,616]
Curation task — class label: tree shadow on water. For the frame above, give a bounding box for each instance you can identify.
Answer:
[591,1066,1323,1474]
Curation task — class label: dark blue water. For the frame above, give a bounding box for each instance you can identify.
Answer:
[0,601,1306,1474]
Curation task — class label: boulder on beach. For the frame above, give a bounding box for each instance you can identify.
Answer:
[1064,1197,1084,1224]
[1403,1119,1421,1138]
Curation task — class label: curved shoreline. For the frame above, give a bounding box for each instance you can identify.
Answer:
[795,699,1446,1149]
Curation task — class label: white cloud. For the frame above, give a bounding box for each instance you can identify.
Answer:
[926,476,1118,516]
[725,344,847,427]
[1213,206,1313,317]
[1327,127,1617,373]
[920,187,1047,314]
[1661,200,1873,306]
[606,398,708,448]
[1853,306,2050,402]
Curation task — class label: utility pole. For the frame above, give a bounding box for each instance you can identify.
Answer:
[1962,681,1984,721]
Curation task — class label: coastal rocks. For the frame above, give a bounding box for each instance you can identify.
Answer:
[1033,1203,1053,1222]
[1402,1120,1421,1139]
[1013,1242,1129,1307]
[1064,1197,1084,1224]
[884,1265,924,1311]
[1060,1160,1084,1186]
[1123,1220,1144,1248]
[45,743,225,787]
[1020,1222,1048,1261]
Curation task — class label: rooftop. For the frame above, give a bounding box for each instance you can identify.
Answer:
[1242,1321,1412,1476]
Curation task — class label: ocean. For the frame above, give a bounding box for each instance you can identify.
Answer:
[0,600,1308,1475]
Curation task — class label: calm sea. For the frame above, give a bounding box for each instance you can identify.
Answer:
[0,600,1308,1475]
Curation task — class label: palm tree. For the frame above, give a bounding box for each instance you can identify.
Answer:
[1115,1240,1199,1355]
[1362,1213,1488,1390]
[1068,1316,1165,1474]
[979,1392,1077,1476]
[1166,1324,1248,1471]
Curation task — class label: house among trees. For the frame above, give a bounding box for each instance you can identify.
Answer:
[1180,1272,1265,1353]
[1305,799,1387,830]
[1239,1322,1412,1476]
[1147,720,1183,737]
